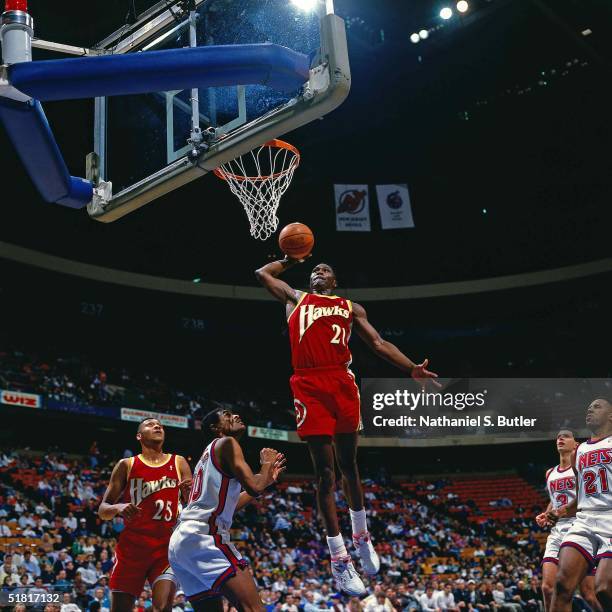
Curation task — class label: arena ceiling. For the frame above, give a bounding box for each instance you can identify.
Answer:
[0,0,610,287]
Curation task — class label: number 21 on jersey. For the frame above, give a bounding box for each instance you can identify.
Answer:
[583,468,610,496]
[331,324,347,346]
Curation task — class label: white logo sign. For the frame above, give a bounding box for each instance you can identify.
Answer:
[376,184,415,229]
[334,184,371,232]
[0,389,41,409]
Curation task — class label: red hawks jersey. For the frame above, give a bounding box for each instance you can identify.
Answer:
[288,293,353,370]
[120,453,182,539]
[545,465,576,524]
[576,436,612,511]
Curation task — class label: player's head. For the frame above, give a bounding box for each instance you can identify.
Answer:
[201,408,246,443]
[586,398,612,435]
[556,429,577,453]
[136,418,165,448]
[310,263,337,294]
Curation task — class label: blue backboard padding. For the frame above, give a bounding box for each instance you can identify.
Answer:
[0,98,92,208]
[58,176,95,209]
[9,43,311,101]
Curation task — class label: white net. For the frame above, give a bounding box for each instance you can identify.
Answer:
[214,140,300,240]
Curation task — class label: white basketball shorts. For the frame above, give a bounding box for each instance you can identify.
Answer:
[560,510,612,567]
[168,520,248,602]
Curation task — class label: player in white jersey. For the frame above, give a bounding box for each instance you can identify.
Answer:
[169,408,286,612]
[535,430,598,611]
[549,398,612,612]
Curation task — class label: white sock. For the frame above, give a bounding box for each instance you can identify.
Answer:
[327,534,348,560]
[350,508,367,536]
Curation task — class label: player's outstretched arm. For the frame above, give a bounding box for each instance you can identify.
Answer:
[352,301,440,387]
[98,459,141,521]
[216,437,285,497]
[235,452,287,512]
[255,257,302,305]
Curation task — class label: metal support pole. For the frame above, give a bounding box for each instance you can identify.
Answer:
[188,5,202,150]
[94,96,107,181]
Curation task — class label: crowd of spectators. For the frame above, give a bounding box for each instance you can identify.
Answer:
[4,347,610,440]
[0,447,589,612]
[0,348,294,430]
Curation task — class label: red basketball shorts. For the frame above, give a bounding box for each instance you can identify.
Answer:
[290,366,361,439]
[110,530,176,597]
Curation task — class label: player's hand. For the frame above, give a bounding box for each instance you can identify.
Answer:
[546,508,561,525]
[271,453,287,483]
[535,512,552,528]
[282,254,311,265]
[116,503,141,522]
[179,479,193,501]
[411,359,441,390]
[260,447,280,465]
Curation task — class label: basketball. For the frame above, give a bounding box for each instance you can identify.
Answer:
[278,222,314,260]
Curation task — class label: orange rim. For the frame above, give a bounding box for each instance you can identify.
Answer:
[213,139,300,183]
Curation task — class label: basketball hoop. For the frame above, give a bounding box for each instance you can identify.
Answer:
[214,139,300,241]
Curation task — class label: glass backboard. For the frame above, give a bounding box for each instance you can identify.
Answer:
[88,0,350,222]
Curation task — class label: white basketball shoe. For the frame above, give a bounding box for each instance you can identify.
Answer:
[330,555,366,596]
[353,531,380,575]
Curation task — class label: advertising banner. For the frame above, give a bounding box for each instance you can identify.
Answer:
[121,407,188,429]
[0,389,42,409]
[248,425,290,441]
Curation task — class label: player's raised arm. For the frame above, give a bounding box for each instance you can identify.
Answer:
[255,257,303,305]
[235,452,287,512]
[216,437,285,497]
[352,301,440,387]
[98,459,141,521]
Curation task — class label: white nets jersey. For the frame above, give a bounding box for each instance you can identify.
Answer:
[546,465,576,524]
[576,436,612,512]
[179,438,241,531]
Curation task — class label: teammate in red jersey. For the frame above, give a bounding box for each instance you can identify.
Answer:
[98,418,192,612]
[256,258,439,594]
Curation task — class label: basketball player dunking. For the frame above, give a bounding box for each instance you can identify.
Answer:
[256,258,439,594]
[168,409,286,612]
[535,430,599,611]
[549,398,612,612]
[98,418,192,612]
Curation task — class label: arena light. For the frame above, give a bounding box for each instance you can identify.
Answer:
[456,1,469,13]
[290,0,317,11]
[410,32,420,43]
[419,29,429,40]
[440,7,453,19]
